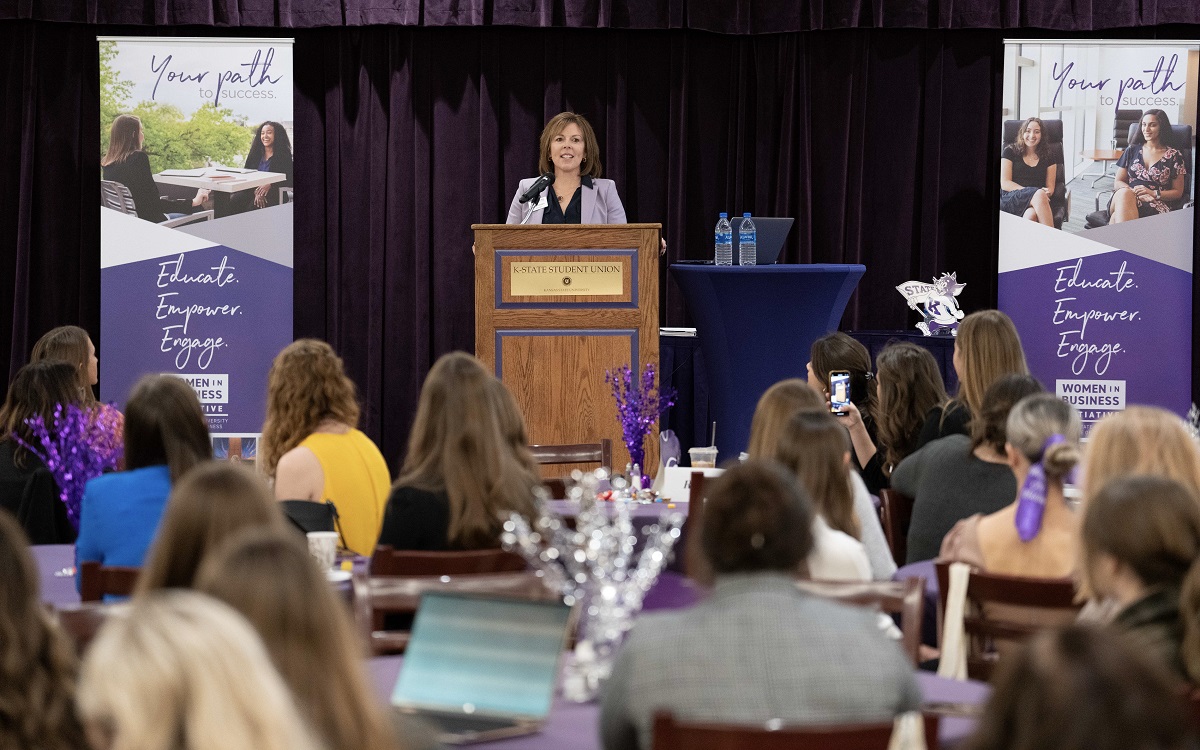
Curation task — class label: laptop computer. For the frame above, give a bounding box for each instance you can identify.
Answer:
[675,216,794,264]
[391,591,576,745]
[732,216,793,264]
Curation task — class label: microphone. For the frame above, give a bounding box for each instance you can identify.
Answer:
[518,173,555,204]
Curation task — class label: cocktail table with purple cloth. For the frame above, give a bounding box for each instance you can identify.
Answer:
[34,544,80,607]
[368,655,987,749]
[895,559,939,646]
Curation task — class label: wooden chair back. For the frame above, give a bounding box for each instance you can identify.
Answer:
[651,711,939,750]
[54,602,117,655]
[795,577,925,667]
[356,570,556,655]
[879,489,915,566]
[78,561,140,602]
[935,560,1081,680]
[369,546,527,576]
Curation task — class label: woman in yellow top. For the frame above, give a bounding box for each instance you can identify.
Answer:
[260,339,390,555]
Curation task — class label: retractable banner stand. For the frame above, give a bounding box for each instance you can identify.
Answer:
[998,40,1198,434]
[98,38,294,460]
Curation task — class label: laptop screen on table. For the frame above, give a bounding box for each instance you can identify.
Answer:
[392,592,573,719]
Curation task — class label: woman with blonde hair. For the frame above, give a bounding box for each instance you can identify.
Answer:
[0,511,84,750]
[136,462,286,594]
[1082,406,1200,501]
[260,339,390,555]
[196,529,408,750]
[771,410,871,581]
[746,378,893,579]
[377,351,540,551]
[941,393,1081,578]
[918,310,1028,447]
[77,590,322,750]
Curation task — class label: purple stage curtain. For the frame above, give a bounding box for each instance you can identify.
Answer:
[1,19,1196,467]
[2,0,1199,30]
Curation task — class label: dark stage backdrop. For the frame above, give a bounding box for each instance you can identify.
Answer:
[1,17,1196,468]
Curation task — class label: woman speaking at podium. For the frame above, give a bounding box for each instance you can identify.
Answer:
[506,112,627,225]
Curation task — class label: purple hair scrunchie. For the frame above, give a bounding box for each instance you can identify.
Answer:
[1014,433,1068,543]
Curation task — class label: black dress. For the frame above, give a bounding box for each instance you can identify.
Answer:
[376,485,454,551]
[103,151,196,223]
[0,441,76,544]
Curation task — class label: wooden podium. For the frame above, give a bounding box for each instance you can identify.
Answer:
[473,224,661,474]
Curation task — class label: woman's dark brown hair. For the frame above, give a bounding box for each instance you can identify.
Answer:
[135,462,285,595]
[0,511,85,750]
[101,114,142,168]
[698,460,814,585]
[0,362,81,469]
[969,373,1043,453]
[874,342,946,474]
[537,111,603,178]
[962,625,1193,750]
[123,374,211,481]
[809,332,877,423]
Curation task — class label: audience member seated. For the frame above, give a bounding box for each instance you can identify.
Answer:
[940,393,1081,578]
[961,626,1194,750]
[0,510,85,750]
[746,378,893,580]
[197,528,423,750]
[0,362,82,543]
[1082,405,1200,504]
[806,332,882,490]
[77,590,322,750]
[774,411,872,581]
[917,310,1028,448]
[895,374,1042,564]
[135,463,286,595]
[874,342,947,482]
[599,461,919,750]
[1079,475,1200,684]
[75,374,211,589]
[376,352,540,551]
[1075,407,1200,621]
[31,325,124,457]
[261,339,390,556]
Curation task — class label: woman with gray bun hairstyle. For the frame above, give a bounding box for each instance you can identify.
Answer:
[940,393,1082,579]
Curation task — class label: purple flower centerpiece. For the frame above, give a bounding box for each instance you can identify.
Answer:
[15,404,124,530]
[604,363,676,474]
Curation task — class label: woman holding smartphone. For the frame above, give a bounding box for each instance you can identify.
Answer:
[806,333,880,491]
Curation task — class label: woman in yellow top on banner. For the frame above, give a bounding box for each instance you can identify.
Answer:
[260,340,390,555]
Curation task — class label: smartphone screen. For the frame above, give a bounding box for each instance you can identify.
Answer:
[829,371,851,414]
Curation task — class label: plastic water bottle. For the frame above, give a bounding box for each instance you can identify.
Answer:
[714,213,732,266]
[738,213,757,266]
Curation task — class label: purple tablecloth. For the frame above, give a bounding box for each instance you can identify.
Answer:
[34,544,79,607]
[369,656,987,749]
[894,560,939,646]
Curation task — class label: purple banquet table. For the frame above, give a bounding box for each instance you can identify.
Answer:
[368,655,987,749]
[34,544,80,607]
